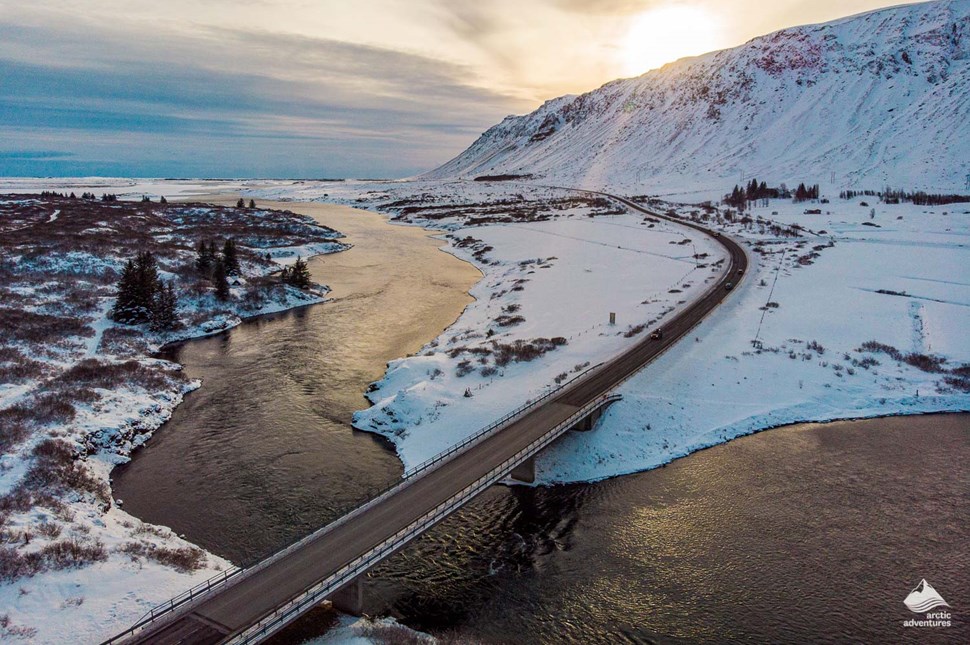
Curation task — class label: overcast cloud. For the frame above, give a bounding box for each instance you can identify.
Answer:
[0,0,906,178]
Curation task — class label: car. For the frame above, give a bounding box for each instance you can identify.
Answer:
[650,329,663,340]
[737,268,744,275]
[725,282,734,291]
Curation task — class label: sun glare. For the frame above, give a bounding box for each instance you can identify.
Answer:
[622,5,723,76]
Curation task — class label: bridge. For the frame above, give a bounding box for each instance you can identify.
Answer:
[105,193,747,644]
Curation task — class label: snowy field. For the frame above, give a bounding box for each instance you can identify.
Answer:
[352,210,727,469]
[2,178,967,643]
[0,192,346,642]
[538,198,970,482]
[244,178,970,485]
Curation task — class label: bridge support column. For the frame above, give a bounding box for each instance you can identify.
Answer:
[329,578,364,616]
[571,406,602,432]
[509,456,536,484]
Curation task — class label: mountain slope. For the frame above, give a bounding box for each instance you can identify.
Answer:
[425,0,970,194]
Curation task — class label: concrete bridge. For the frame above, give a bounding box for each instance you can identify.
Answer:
[105,194,747,644]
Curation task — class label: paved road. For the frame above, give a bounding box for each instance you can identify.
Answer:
[120,193,747,644]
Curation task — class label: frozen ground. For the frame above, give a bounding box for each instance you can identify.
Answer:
[0,193,346,642]
[538,198,970,482]
[4,178,968,642]
[352,209,727,470]
[245,178,970,485]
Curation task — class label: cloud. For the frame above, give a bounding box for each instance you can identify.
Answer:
[0,150,73,160]
[0,12,528,178]
[551,0,660,15]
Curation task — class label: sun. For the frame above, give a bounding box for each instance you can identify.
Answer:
[621,5,723,76]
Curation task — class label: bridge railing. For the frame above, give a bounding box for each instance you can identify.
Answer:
[402,359,606,477]
[101,566,242,644]
[229,391,623,644]
[209,359,608,583]
[105,359,609,643]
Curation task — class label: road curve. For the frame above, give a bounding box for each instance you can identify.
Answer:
[114,191,747,645]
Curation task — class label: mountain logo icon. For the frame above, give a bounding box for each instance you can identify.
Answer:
[904,579,950,613]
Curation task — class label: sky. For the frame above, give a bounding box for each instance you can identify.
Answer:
[0,0,913,178]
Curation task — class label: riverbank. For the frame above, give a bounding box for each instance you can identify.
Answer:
[0,193,352,642]
[111,197,482,566]
[255,179,970,485]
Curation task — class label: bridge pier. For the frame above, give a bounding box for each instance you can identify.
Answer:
[508,456,536,484]
[328,578,364,616]
[570,406,604,432]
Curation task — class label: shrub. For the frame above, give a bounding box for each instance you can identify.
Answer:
[624,324,646,338]
[455,360,474,377]
[39,537,108,570]
[902,352,947,373]
[492,337,567,366]
[22,440,109,502]
[494,315,525,327]
[858,340,902,360]
[117,542,206,572]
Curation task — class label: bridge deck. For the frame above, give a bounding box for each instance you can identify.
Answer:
[118,195,747,644]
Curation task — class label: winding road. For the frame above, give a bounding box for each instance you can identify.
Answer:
[110,192,747,645]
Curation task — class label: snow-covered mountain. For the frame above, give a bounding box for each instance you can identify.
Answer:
[426,0,970,194]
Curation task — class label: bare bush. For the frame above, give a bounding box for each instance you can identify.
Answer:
[624,324,646,338]
[493,337,567,366]
[117,541,206,572]
[902,352,947,373]
[858,340,902,361]
[493,314,525,327]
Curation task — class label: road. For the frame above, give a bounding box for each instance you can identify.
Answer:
[118,193,747,644]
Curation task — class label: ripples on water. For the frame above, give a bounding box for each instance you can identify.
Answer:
[113,202,967,643]
[362,414,968,644]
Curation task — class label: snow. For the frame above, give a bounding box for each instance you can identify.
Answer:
[0,2,967,640]
[354,210,728,469]
[537,200,970,482]
[0,195,348,642]
[287,180,970,487]
[424,0,970,195]
[301,615,434,645]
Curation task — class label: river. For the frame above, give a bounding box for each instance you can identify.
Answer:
[113,201,968,644]
[112,200,481,561]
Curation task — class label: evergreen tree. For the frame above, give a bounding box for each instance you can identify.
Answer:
[288,256,312,289]
[236,198,245,208]
[213,258,231,300]
[222,238,241,276]
[159,196,168,204]
[150,281,179,331]
[248,199,256,209]
[112,251,161,324]
[112,259,141,323]
[195,239,216,275]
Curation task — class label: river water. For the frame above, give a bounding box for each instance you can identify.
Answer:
[114,202,968,643]
[112,201,481,561]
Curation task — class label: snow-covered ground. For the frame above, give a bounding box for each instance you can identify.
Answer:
[244,178,970,486]
[538,198,970,482]
[0,193,348,642]
[4,177,968,643]
[353,209,727,470]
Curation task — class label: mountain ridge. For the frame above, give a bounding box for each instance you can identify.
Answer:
[424,0,970,194]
